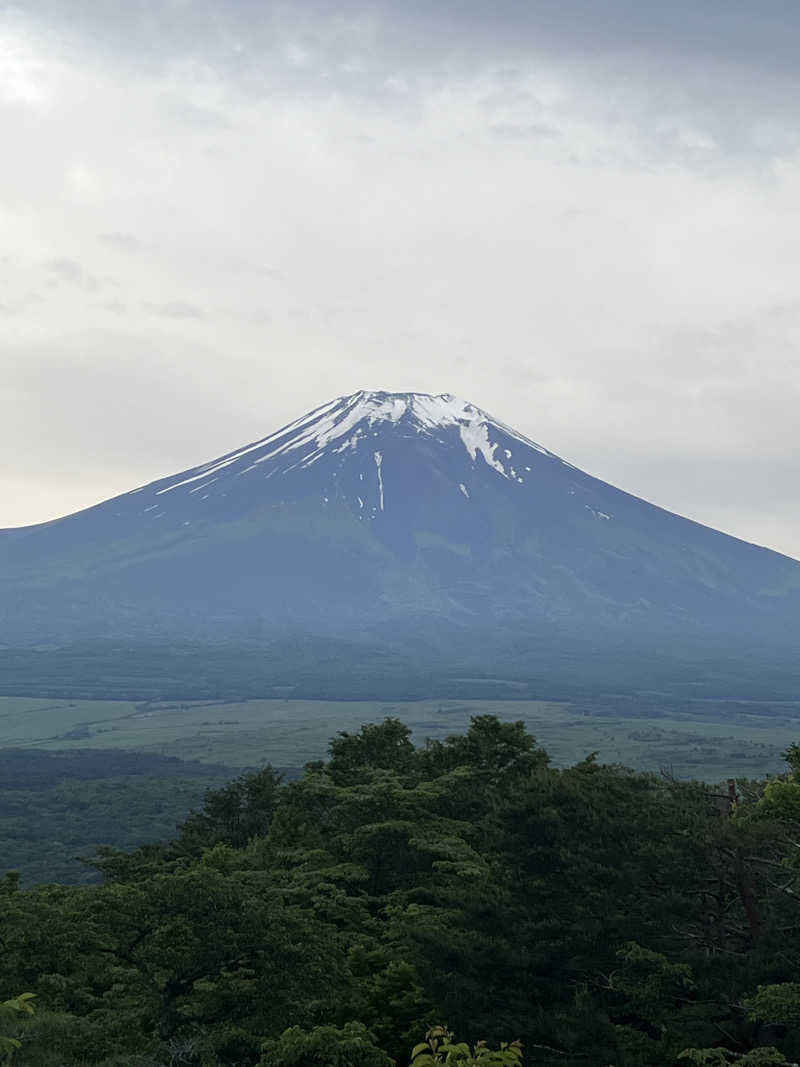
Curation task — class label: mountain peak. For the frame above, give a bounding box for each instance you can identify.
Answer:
[321,389,553,460]
[145,390,557,502]
[339,389,481,430]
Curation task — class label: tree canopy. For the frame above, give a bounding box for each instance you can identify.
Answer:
[4,718,800,1065]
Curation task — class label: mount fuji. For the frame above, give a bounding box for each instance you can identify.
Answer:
[2,390,800,662]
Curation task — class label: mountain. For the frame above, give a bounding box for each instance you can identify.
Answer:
[2,390,800,662]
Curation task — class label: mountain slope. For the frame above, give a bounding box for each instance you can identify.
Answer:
[2,390,799,654]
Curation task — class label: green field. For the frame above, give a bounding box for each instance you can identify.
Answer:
[1,694,798,780]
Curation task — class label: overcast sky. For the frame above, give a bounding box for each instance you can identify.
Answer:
[3,1,800,556]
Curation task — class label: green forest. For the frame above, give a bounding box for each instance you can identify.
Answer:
[0,749,232,885]
[4,715,800,1066]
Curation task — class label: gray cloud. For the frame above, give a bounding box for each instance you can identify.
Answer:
[17,1,800,76]
[99,232,143,253]
[47,257,99,290]
[146,300,205,320]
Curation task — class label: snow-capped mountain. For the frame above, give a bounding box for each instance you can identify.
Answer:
[124,390,566,530]
[2,390,800,655]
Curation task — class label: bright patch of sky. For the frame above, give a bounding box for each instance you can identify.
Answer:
[2,1,800,557]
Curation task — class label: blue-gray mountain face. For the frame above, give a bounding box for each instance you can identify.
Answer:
[2,390,799,654]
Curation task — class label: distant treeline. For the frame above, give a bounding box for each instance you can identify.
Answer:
[3,637,800,702]
[0,749,233,885]
[3,716,800,1065]
[0,748,230,789]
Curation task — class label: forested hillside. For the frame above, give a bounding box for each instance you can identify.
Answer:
[0,750,232,885]
[4,716,800,1066]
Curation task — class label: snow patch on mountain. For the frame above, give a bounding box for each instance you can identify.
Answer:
[374,451,384,511]
[147,390,564,509]
[458,419,507,477]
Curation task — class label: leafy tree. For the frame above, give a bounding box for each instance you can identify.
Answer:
[748,984,800,1028]
[679,1048,791,1065]
[418,716,544,780]
[0,994,35,1062]
[259,1022,393,1066]
[176,764,283,853]
[327,719,416,785]
[90,765,283,884]
[409,1026,522,1066]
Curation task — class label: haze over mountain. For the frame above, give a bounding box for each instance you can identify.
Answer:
[2,390,799,662]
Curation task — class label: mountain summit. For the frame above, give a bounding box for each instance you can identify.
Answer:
[2,390,799,657]
[136,388,563,516]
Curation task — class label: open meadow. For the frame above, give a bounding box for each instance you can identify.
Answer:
[1,693,798,780]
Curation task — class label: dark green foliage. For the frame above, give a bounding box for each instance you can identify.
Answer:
[0,993,35,1061]
[679,1048,790,1065]
[174,765,283,853]
[748,985,800,1027]
[259,1022,392,1066]
[409,1026,523,1066]
[327,719,417,784]
[0,749,231,885]
[5,716,800,1065]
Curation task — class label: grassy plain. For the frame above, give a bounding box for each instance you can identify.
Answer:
[1,695,798,780]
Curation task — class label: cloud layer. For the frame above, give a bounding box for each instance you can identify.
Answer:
[3,1,800,557]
